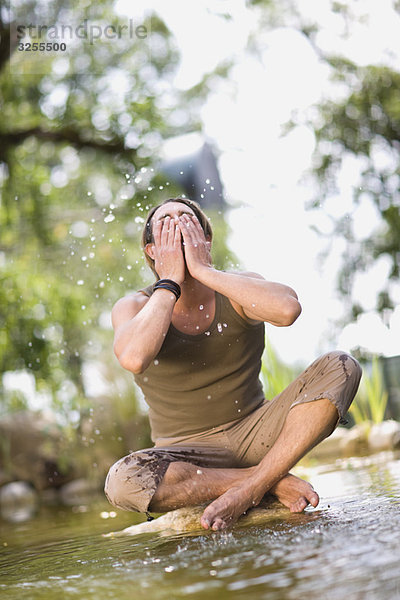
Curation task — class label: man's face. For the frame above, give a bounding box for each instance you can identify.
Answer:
[145,203,193,267]
[152,202,196,227]
[153,202,197,254]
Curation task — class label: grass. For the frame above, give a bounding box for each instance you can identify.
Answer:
[260,341,298,400]
[350,356,388,425]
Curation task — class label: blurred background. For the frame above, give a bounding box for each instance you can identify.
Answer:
[1,0,400,502]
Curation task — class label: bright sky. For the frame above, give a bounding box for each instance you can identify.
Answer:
[113,0,400,365]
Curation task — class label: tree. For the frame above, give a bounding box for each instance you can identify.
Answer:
[246,0,400,331]
[307,62,400,322]
[0,0,235,422]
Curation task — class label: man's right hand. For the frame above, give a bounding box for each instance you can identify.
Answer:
[152,216,185,285]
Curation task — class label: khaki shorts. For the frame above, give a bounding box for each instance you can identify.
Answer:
[105,351,361,513]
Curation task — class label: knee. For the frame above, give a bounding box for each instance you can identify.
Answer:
[329,351,362,386]
[104,450,158,512]
[104,454,131,508]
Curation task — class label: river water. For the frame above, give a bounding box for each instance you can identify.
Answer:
[1,451,400,600]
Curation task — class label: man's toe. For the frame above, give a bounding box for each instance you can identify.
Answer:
[211,517,226,531]
[290,496,308,513]
[309,490,319,507]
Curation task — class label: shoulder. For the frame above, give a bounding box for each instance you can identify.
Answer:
[111,292,149,330]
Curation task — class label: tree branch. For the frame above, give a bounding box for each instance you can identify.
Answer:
[0,19,13,74]
[0,126,137,158]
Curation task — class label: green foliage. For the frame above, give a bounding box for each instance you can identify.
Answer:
[0,0,234,439]
[307,63,400,321]
[261,341,298,399]
[244,0,400,326]
[350,356,388,425]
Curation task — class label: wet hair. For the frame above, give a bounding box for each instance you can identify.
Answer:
[141,197,213,278]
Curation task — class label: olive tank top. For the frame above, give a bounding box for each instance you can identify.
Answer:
[134,285,265,441]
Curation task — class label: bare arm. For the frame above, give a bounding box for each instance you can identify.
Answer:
[179,214,301,327]
[194,269,300,326]
[112,216,185,374]
[112,289,176,374]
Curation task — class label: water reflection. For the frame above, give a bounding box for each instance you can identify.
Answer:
[1,452,400,600]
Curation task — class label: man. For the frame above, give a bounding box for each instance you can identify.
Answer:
[105,197,361,531]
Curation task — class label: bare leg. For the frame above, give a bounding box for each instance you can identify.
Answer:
[200,398,338,530]
[149,461,316,514]
[149,461,255,512]
[149,398,335,517]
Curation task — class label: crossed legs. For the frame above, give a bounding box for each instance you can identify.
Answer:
[149,397,339,529]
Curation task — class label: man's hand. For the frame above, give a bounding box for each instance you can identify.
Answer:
[178,214,213,280]
[152,216,185,285]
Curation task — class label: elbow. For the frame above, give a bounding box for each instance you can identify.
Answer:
[114,345,146,375]
[281,299,302,326]
[120,354,146,374]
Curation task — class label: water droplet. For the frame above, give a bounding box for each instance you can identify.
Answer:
[77,280,84,285]
[207,395,211,399]
[217,323,223,333]
[199,304,204,310]
[205,331,210,336]
[119,276,124,282]
[143,376,148,382]
[196,469,202,475]
[154,359,159,366]
[223,323,227,327]
[205,178,210,184]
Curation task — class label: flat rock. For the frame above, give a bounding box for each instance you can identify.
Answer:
[0,481,38,522]
[59,478,100,506]
[104,500,319,538]
[368,420,400,452]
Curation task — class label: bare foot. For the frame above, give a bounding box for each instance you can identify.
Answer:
[270,473,319,513]
[200,483,254,531]
[200,473,319,531]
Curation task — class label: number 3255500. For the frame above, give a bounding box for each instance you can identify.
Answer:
[18,42,67,51]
